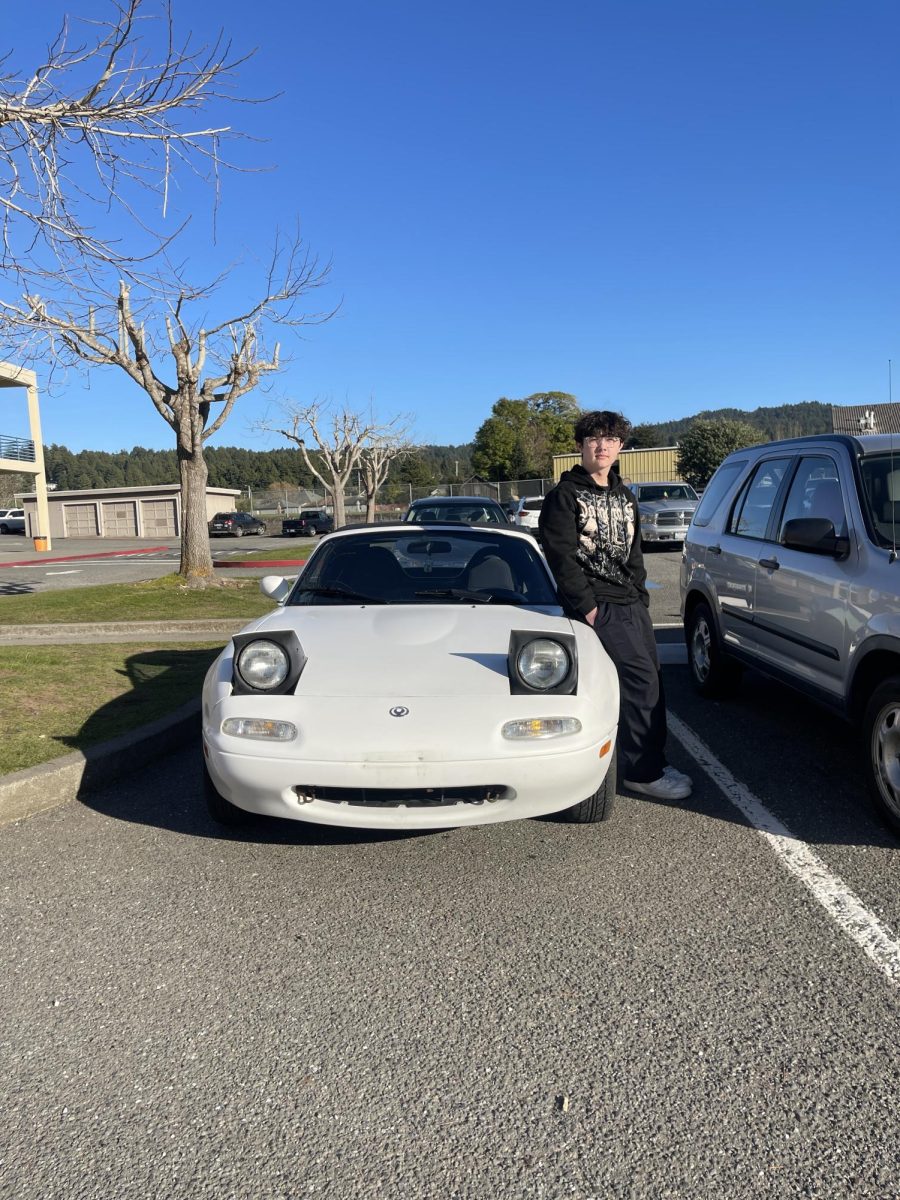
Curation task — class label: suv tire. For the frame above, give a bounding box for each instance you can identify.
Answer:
[863,676,900,834]
[686,600,742,697]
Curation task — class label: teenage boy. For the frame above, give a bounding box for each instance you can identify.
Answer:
[538,410,692,801]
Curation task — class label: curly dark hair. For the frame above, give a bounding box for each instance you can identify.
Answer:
[573,410,632,445]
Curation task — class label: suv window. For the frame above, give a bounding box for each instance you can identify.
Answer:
[777,456,847,540]
[859,454,900,549]
[728,458,791,539]
[692,461,747,527]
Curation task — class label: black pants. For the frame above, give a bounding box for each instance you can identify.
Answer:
[591,600,667,783]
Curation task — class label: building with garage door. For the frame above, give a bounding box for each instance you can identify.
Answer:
[19,483,240,539]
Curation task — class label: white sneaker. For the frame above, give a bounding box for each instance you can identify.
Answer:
[663,765,693,788]
[623,769,693,800]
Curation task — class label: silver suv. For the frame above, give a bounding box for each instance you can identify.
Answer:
[680,433,900,832]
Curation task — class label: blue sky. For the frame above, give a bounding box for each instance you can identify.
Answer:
[5,0,900,453]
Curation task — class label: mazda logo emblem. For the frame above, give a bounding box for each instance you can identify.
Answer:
[390,706,409,718]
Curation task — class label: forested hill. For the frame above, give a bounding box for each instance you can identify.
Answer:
[40,442,474,493]
[631,401,831,447]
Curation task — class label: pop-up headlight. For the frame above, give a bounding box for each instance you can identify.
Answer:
[231,629,306,695]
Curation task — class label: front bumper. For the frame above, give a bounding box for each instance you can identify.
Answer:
[641,525,690,543]
[203,732,617,829]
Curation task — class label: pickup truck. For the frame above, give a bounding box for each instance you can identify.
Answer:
[281,509,334,537]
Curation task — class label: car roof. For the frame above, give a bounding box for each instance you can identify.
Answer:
[719,433,895,462]
[315,522,534,541]
[408,495,503,506]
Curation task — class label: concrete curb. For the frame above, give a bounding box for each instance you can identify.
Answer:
[0,619,242,642]
[0,699,201,826]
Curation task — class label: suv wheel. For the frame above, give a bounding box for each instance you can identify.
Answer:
[863,676,900,834]
[686,600,741,697]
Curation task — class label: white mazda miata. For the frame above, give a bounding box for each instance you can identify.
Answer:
[201,524,619,830]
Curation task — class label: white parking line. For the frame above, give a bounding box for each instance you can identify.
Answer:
[44,570,82,576]
[669,713,900,989]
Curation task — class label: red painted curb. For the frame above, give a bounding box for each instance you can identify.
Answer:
[2,545,171,568]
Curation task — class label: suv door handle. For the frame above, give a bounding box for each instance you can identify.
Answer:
[759,557,780,571]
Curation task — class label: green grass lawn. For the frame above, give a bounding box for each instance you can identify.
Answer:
[0,642,224,774]
[0,575,277,625]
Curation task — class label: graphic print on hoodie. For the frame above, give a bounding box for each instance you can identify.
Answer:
[575,482,635,587]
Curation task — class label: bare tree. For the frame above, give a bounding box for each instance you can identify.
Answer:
[258,402,413,529]
[0,0,255,284]
[359,436,413,522]
[0,235,331,583]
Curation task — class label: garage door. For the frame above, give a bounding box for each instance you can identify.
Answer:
[101,501,138,537]
[140,499,177,537]
[64,503,99,537]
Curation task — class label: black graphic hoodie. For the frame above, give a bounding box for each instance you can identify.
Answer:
[538,465,648,616]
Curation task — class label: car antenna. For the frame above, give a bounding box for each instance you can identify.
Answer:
[890,360,898,563]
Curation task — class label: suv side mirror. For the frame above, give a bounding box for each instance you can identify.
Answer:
[781,517,850,560]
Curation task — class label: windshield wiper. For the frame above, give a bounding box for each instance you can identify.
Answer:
[414,588,491,603]
[411,588,531,605]
[297,585,386,604]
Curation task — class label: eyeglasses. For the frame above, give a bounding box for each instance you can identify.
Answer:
[583,435,622,446]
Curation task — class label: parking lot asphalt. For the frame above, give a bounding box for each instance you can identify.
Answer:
[0,538,688,823]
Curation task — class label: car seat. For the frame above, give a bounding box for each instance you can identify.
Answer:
[465,548,516,593]
[324,548,406,597]
[882,470,900,526]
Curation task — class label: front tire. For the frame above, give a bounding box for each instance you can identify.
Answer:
[863,677,900,834]
[560,749,616,823]
[686,599,741,697]
[203,756,251,827]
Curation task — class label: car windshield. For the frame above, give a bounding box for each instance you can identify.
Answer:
[522,498,544,511]
[287,530,560,607]
[407,503,505,525]
[212,513,236,520]
[637,485,697,502]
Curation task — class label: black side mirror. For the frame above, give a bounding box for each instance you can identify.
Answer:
[781,517,850,559]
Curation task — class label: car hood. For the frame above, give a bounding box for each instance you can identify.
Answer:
[639,499,698,514]
[236,604,577,698]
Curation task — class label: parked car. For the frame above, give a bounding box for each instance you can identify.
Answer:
[201,524,619,830]
[281,509,334,537]
[630,482,699,547]
[0,508,25,534]
[510,496,544,536]
[209,511,267,537]
[680,432,900,832]
[403,495,510,526]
